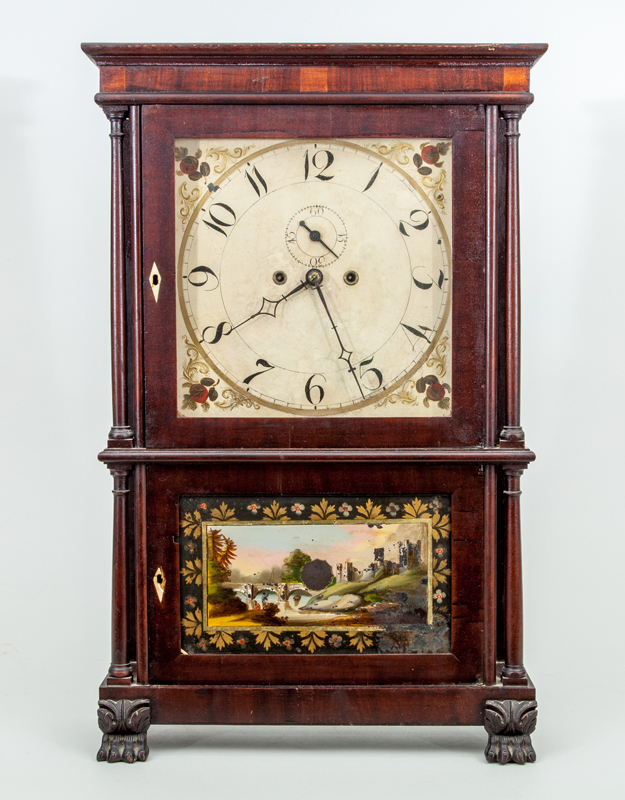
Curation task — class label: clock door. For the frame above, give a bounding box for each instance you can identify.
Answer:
[140,103,487,450]
[145,463,486,685]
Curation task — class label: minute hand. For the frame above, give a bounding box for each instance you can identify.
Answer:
[313,284,364,399]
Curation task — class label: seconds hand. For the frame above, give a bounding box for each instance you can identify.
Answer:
[309,274,364,399]
[299,220,340,260]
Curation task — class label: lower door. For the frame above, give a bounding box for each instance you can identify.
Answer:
[145,462,485,686]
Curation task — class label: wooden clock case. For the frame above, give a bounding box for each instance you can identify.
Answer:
[83,43,546,764]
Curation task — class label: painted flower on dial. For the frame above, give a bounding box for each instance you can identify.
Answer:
[180,155,199,174]
[291,503,305,516]
[339,503,353,517]
[415,374,451,410]
[197,639,208,651]
[189,380,218,404]
[235,636,249,649]
[328,634,343,649]
[283,638,294,651]
[185,596,196,607]
[182,376,220,411]
[433,589,446,604]
[412,141,449,175]
[247,503,259,514]
[386,503,400,517]
[175,146,212,182]
[200,503,207,510]
[435,547,444,557]
[186,542,196,553]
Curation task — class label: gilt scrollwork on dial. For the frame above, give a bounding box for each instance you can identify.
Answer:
[178,182,202,229]
[205,145,254,174]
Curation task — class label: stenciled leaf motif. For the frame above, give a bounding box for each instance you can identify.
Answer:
[209,631,233,651]
[181,509,202,539]
[432,558,451,589]
[181,608,202,638]
[309,498,338,521]
[181,558,202,586]
[374,379,418,409]
[254,631,281,651]
[299,631,327,653]
[403,498,430,519]
[210,501,237,523]
[432,513,450,541]
[348,631,373,653]
[263,500,289,521]
[355,498,386,521]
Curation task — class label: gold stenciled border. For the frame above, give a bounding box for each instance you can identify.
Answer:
[176,138,452,417]
[200,516,434,633]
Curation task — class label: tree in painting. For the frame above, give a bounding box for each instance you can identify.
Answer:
[205,528,244,617]
[205,528,286,625]
[281,549,312,582]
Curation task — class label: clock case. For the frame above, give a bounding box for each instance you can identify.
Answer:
[83,43,546,764]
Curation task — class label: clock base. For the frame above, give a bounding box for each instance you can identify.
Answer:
[97,676,536,763]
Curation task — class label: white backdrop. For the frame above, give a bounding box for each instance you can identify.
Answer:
[1,2,623,797]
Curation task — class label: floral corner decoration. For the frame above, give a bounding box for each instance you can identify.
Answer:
[416,374,451,410]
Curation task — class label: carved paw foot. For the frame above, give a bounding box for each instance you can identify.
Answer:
[97,699,151,763]
[484,699,537,764]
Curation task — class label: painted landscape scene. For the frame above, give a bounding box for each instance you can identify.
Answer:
[179,495,451,655]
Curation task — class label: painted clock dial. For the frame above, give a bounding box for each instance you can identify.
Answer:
[177,138,452,417]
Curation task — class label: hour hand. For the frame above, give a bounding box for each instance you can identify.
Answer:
[231,279,308,331]
[299,220,340,260]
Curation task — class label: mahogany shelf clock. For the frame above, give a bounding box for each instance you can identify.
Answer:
[83,42,547,764]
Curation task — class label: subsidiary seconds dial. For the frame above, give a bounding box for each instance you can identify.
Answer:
[178,140,451,416]
[286,205,348,267]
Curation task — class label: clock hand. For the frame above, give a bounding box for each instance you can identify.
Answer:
[311,280,365,400]
[230,279,309,332]
[299,220,340,260]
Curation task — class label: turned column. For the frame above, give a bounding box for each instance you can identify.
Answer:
[107,464,133,681]
[499,106,525,446]
[103,105,133,445]
[501,463,528,684]
[498,105,529,685]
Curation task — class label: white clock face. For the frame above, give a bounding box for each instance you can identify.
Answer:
[178,139,451,416]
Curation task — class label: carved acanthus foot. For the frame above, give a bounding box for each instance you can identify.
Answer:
[97,699,151,763]
[484,699,537,764]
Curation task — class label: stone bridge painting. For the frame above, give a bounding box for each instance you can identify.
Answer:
[179,494,451,655]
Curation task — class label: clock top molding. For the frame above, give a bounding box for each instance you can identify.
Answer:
[82,42,547,105]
